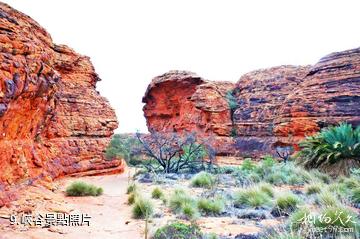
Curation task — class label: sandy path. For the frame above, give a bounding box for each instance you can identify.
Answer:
[0,168,144,239]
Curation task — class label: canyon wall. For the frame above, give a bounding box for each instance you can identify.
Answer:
[0,3,122,206]
[143,49,360,158]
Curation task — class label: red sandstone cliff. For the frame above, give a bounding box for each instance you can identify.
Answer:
[0,3,123,206]
[143,48,360,157]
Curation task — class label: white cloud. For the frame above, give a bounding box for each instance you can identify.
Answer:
[3,0,360,132]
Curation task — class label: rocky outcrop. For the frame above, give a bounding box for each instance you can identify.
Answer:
[143,48,360,158]
[0,3,123,205]
[143,71,234,132]
[275,48,360,143]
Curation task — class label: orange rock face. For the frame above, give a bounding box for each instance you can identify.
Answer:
[0,3,122,205]
[143,71,234,136]
[143,49,360,157]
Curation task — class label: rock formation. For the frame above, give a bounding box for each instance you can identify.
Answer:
[0,3,122,206]
[143,48,360,158]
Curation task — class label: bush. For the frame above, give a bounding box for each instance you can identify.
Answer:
[314,206,359,233]
[258,183,275,198]
[132,197,154,219]
[289,207,311,231]
[197,198,225,215]
[154,222,203,239]
[305,183,322,195]
[181,203,199,220]
[350,188,360,204]
[241,158,257,171]
[234,187,272,208]
[169,189,196,213]
[127,183,137,194]
[66,181,103,197]
[274,193,301,215]
[309,170,332,184]
[128,192,137,205]
[152,187,164,199]
[316,191,340,207]
[191,172,215,188]
[298,123,360,174]
[105,134,142,164]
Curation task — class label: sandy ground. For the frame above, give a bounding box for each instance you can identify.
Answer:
[0,167,144,239]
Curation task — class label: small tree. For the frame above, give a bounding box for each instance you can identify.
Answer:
[135,132,215,173]
[105,134,142,165]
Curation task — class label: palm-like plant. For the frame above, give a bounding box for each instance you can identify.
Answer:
[298,123,360,173]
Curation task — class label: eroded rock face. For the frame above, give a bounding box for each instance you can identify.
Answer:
[275,48,360,143]
[143,71,234,136]
[143,48,360,158]
[0,3,122,205]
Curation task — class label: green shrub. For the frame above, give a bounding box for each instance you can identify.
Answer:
[339,176,360,190]
[316,191,340,207]
[197,198,225,215]
[152,187,164,199]
[326,183,348,198]
[191,172,215,188]
[127,183,137,194]
[132,197,154,219]
[181,203,199,220]
[309,170,331,184]
[350,188,360,204]
[314,206,359,232]
[289,207,311,231]
[298,123,360,173]
[241,158,257,171]
[105,134,141,164]
[258,182,275,198]
[66,181,103,197]
[275,193,301,212]
[234,187,271,208]
[128,192,137,205]
[154,222,203,239]
[305,183,322,195]
[169,189,196,213]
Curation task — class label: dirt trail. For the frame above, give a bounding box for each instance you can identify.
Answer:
[0,167,144,239]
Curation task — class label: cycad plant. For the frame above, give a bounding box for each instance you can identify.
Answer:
[298,123,360,174]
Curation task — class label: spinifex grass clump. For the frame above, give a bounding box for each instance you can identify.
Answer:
[305,183,322,195]
[191,172,215,188]
[151,187,164,199]
[316,190,340,207]
[197,197,225,215]
[132,197,154,219]
[274,193,301,215]
[234,187,272,208]
[127,183,137,194]
[154,222,203,239]
[169,189,196,212]
[66,181,103,196]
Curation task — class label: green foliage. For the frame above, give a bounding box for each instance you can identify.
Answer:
[191,172,215,188]
[305,183,322,195]
[275,193,301,212]
[197,198,225,216]
[152,187,164,199]
[241,158,257,171]
[230,127,237,137]
[234,187,272,208]
[289,207,311,231]
[298,123,360,170]
[132,197,154,219]
[154,222,203,239]
[316,190,340,207]
[314,206,359,232]
[225,90,238,111]
[127,183,137,194]
[128,192,137,205]
[105,134,142,164]
[258,182,275,198]
[66,181,103,197]
[181,203,199,220]
[350,188,360,204]
[169,189,196,214]
[309,169,332,184]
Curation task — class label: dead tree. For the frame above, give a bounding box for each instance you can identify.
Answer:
[135,132,215,173]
